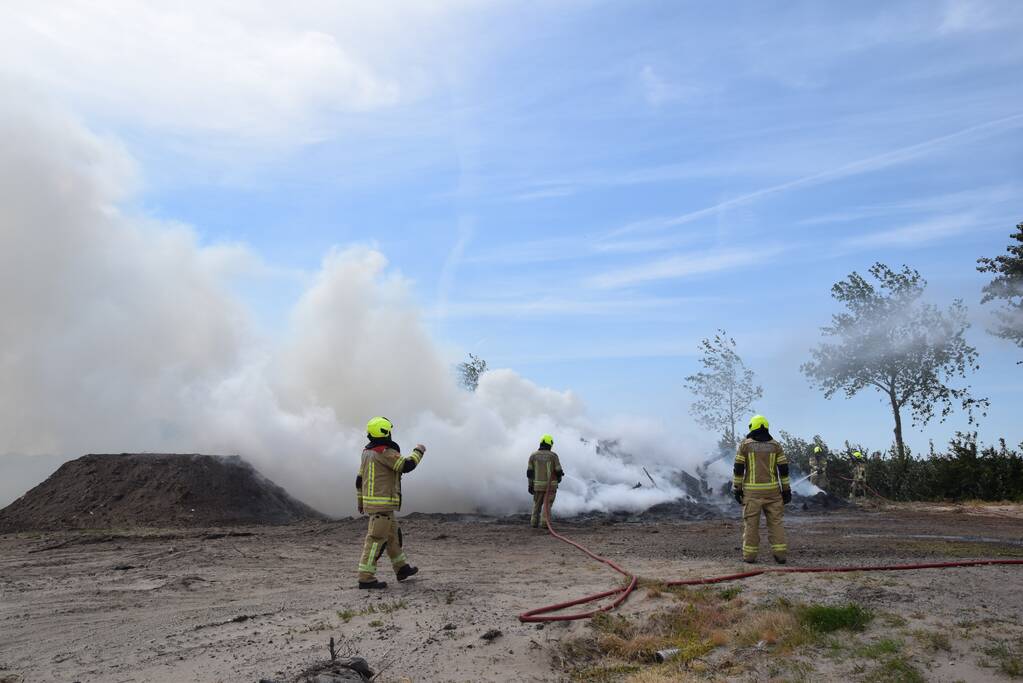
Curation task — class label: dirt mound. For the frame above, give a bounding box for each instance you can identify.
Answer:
[0,453,327,532]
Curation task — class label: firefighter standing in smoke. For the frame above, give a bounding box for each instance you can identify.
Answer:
[355,417,423,589]
[810,444,829,490]
[732,415,791,564]
[527,434,564,528]
[851,450,867,499]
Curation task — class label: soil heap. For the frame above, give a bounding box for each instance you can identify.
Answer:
[0,453,327,532]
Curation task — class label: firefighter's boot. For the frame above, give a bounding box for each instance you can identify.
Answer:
[396,564,418,582]
[359,579,388,590]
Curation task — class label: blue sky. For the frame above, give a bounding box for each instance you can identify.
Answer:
[5,0,1022,455]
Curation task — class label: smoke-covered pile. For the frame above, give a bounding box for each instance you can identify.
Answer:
[0,102,715,517]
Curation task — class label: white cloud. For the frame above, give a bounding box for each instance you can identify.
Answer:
[0,1,486,143]
[839,213,987,249]
[586,246,784,289]
[608,113,1023,238]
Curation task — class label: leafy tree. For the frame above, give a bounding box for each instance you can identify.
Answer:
[456,353,487,392]
[801,263,987,460]
[977,223,1023,362]
[684,330,763,447]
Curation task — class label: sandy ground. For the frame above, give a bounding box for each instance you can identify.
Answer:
[1,503,1022,682]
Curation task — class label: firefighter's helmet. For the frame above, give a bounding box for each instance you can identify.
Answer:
[540,434,554,447]
[367,416,393,439]
[749,415,769,431]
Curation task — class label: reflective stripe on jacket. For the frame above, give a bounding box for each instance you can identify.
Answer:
[528,450,563,491]
[358,446,423,512]
[734,438,789,494]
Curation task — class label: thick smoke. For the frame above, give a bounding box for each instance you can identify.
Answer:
[0,102,701,516]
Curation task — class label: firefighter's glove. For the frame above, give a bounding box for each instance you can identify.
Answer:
[415,444,426,454]
[733,488,743,504]
[782,489,792,505]
[528,484,534,495]
[357,503,364,514]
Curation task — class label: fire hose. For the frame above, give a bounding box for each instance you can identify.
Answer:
[517,487,1023,623]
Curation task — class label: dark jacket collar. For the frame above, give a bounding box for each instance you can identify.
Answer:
[366,436,401,452]
[746,427,773,442]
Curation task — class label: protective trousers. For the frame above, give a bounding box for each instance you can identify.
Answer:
[742,494,787,561]
[531,488,556,527]
[852,467,866,497]
[357,511,408,582]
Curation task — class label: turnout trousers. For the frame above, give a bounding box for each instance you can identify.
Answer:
[742,493,787,561]
[357,511,408,582]
[530,488,557,527]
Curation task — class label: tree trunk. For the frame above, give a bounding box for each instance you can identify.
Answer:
[889,391,905,459]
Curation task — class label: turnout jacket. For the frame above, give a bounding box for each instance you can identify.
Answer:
[527,446,564,492]
[733,429,790,498]
[356,439,424,513]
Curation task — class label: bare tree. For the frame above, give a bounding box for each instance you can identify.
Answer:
[457,353,488,392]
[802,262,987,459]
[977,222,1023,362]
[684,330,763,447]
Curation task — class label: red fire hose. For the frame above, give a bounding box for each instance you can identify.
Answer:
[517,488,1023,623]
[517,487,637,622]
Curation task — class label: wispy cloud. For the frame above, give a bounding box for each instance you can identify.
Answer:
[586,246,785,289]
[799,183,1021,226]
[839,213,989,249]
[427,294,719,320]
[610,113,1023,237]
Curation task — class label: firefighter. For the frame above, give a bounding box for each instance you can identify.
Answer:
[355,416,424,589]
[810,444,829,490]
[732,415,791,564]
[527,434,564,528]
[851,450,867,499]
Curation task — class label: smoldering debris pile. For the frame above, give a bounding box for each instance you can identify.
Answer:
[0,453,327,532]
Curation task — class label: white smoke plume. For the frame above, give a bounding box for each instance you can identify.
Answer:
[0,101,701,516]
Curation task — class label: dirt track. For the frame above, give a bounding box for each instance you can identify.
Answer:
[2,503,1022,682]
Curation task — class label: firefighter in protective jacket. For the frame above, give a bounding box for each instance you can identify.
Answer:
[355,417,424,589]
[851,451,867,499]
[810,444,829,490]
[527,434,564,528]
[733,415,791,564]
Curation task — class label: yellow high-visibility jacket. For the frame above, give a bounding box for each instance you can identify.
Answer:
[356,443,424,513]
[527,449,563,492]
[734,437,790,497]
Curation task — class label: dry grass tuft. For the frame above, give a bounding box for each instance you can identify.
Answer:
[735,608,803,648]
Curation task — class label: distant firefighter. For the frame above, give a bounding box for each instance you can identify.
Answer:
[851,450,867,499]
[354,417,424,589]
[527,434,564,528]
[732,415,791,564]
[810,444,829,490]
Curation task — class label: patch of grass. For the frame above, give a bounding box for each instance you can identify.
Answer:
[716,586,742,601]
[863,655,925,683]
[982,640,1023,677]
[590,613,635,639]
[337,609,356,624]
[798,603,873,633]
[368,619,383,627]
[913,628,952,652]
[857,638,903,658]
[734,608,806,649]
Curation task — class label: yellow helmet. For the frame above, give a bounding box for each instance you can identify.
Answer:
[748,415,769,431]
[813,446,822,453]
[367,416,394,439]
[853,450,864,459]
[540,434,554,447]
